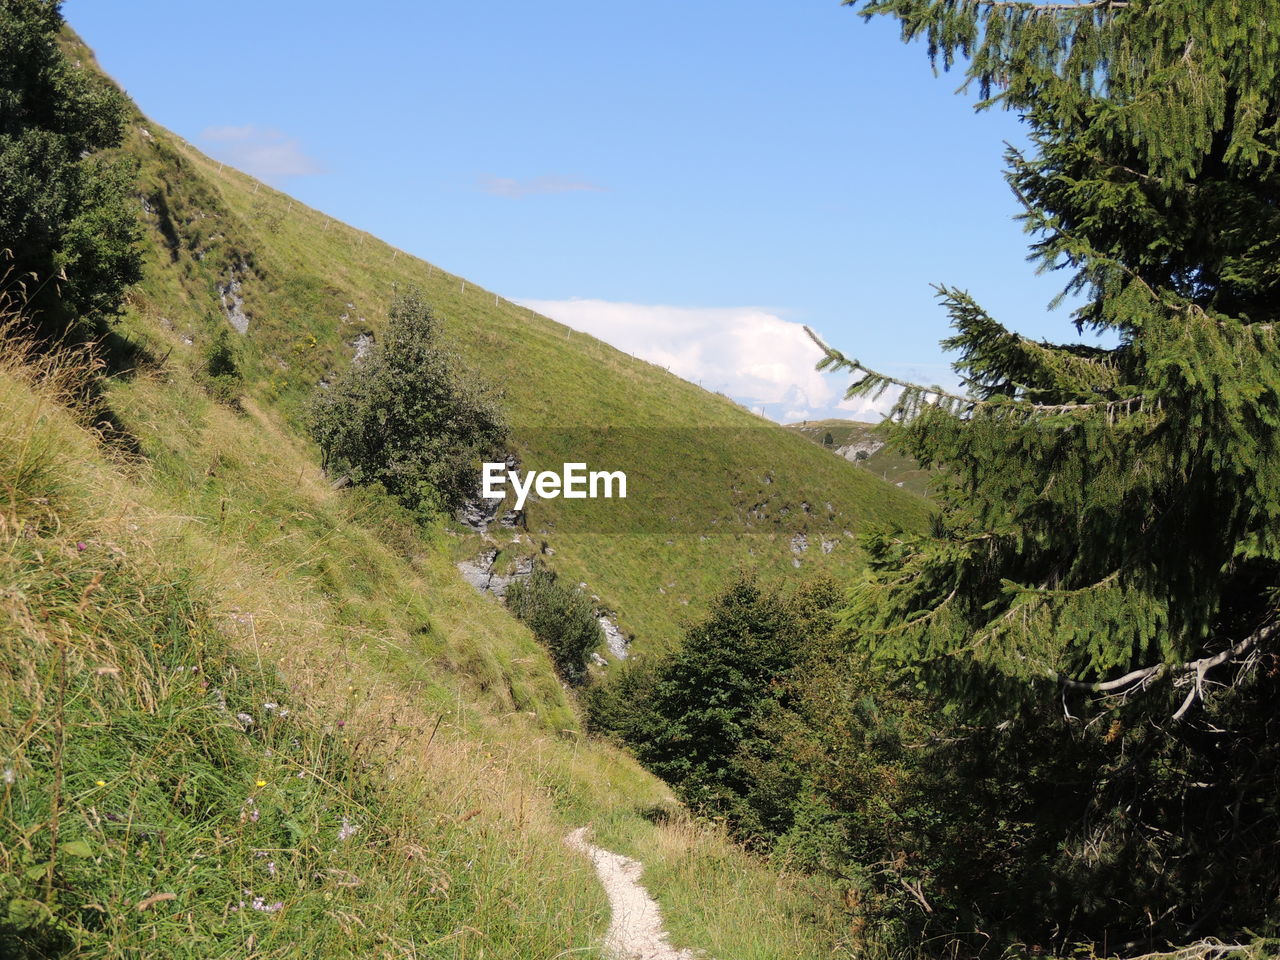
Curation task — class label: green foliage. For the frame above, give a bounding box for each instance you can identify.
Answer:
[591,577,833,831]
[505,566,602,684]
[307,290,508,515]
[199,328,241,405]
[0,0,141,337]
[786,418,932,494]
[807,0,1280,951]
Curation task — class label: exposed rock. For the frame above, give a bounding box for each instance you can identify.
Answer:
[835,436,885,462]
[349,332,373,362]
[455,454,519,533]
[598,613,629,660]
[487,555,534,597]
[821,537,838,554]
[218,264,251,334]
[457,548,499,592]
[458,496,502,532]
[790,533,809,554]
[457,549,533,598]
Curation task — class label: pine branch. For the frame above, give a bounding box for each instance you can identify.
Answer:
[805,326,1145,416]
[1057,620,1277,715]
[974,1,1129,10]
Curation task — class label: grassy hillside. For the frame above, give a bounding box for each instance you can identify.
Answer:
[0,28,932,960]
[785,418,932,497]
[0,322,855,958]
[65,27,927,655]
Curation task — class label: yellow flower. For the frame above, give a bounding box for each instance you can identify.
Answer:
[255,779,266,787]
[95,780,106,787]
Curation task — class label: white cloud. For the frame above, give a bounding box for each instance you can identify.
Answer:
[517,298,906,423]
[477,174,604,198]
[199,125,322,181]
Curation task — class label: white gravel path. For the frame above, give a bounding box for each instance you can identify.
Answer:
[566,826,699,960]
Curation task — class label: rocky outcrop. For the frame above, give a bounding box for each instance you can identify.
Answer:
[349,332,373,362]
[456,454,520,533]
[456,549,534,598]
[835,437,884,462]
[218,263,251,334]
[597,613,629,660]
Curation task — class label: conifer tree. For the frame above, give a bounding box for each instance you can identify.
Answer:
[820,0,1280,718]
[812,3,1280,944]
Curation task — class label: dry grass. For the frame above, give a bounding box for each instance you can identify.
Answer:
[0,319,870,958]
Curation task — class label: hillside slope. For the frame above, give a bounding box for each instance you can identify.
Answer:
[71,30,927,655]
[0,28,933,960]
[785,418,931,497]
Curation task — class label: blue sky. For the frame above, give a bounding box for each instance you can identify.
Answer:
[66,0,1095,422]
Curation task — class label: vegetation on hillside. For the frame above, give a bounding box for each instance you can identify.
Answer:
[506,566,603,685]
[8,1,1279,957]
[1,6,899,958]
[0,0,140,340]
[804,0,1280,953]
[307,290,508,515]
[785,418,930,495]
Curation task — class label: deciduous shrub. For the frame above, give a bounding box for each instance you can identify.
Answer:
[0,0,142,340]
[505,566,602,684]
[200,328,241,405]
[307,291,508,515]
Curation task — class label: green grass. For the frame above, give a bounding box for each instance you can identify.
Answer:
[59,17,929,656]
[0,325,870,958]
[784,418,932,497]
[1,31,1262,960]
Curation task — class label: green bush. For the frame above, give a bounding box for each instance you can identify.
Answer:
[199,329,242,405]
[0,1,142,340]
[307,291,508,515]
[505,566,602,684]
[589,577,835,828]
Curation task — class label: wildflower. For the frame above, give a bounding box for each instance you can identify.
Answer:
[336,720,345,728]
[256,779,266,787]
[262,702,278,713]
[237,712,254,729]
[96,779,106,787]
[266,860,278,877]
[76,542,87,552]
[231,889,284,914]
[337,817,358,841]
[3,768,15,785]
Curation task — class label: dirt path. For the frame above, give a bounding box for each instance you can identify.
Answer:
[566,827,699,960]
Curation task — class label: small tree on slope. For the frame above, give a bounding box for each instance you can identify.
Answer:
[813,0,1280,947]
[308,291,508,515]
[0,0,142,339]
